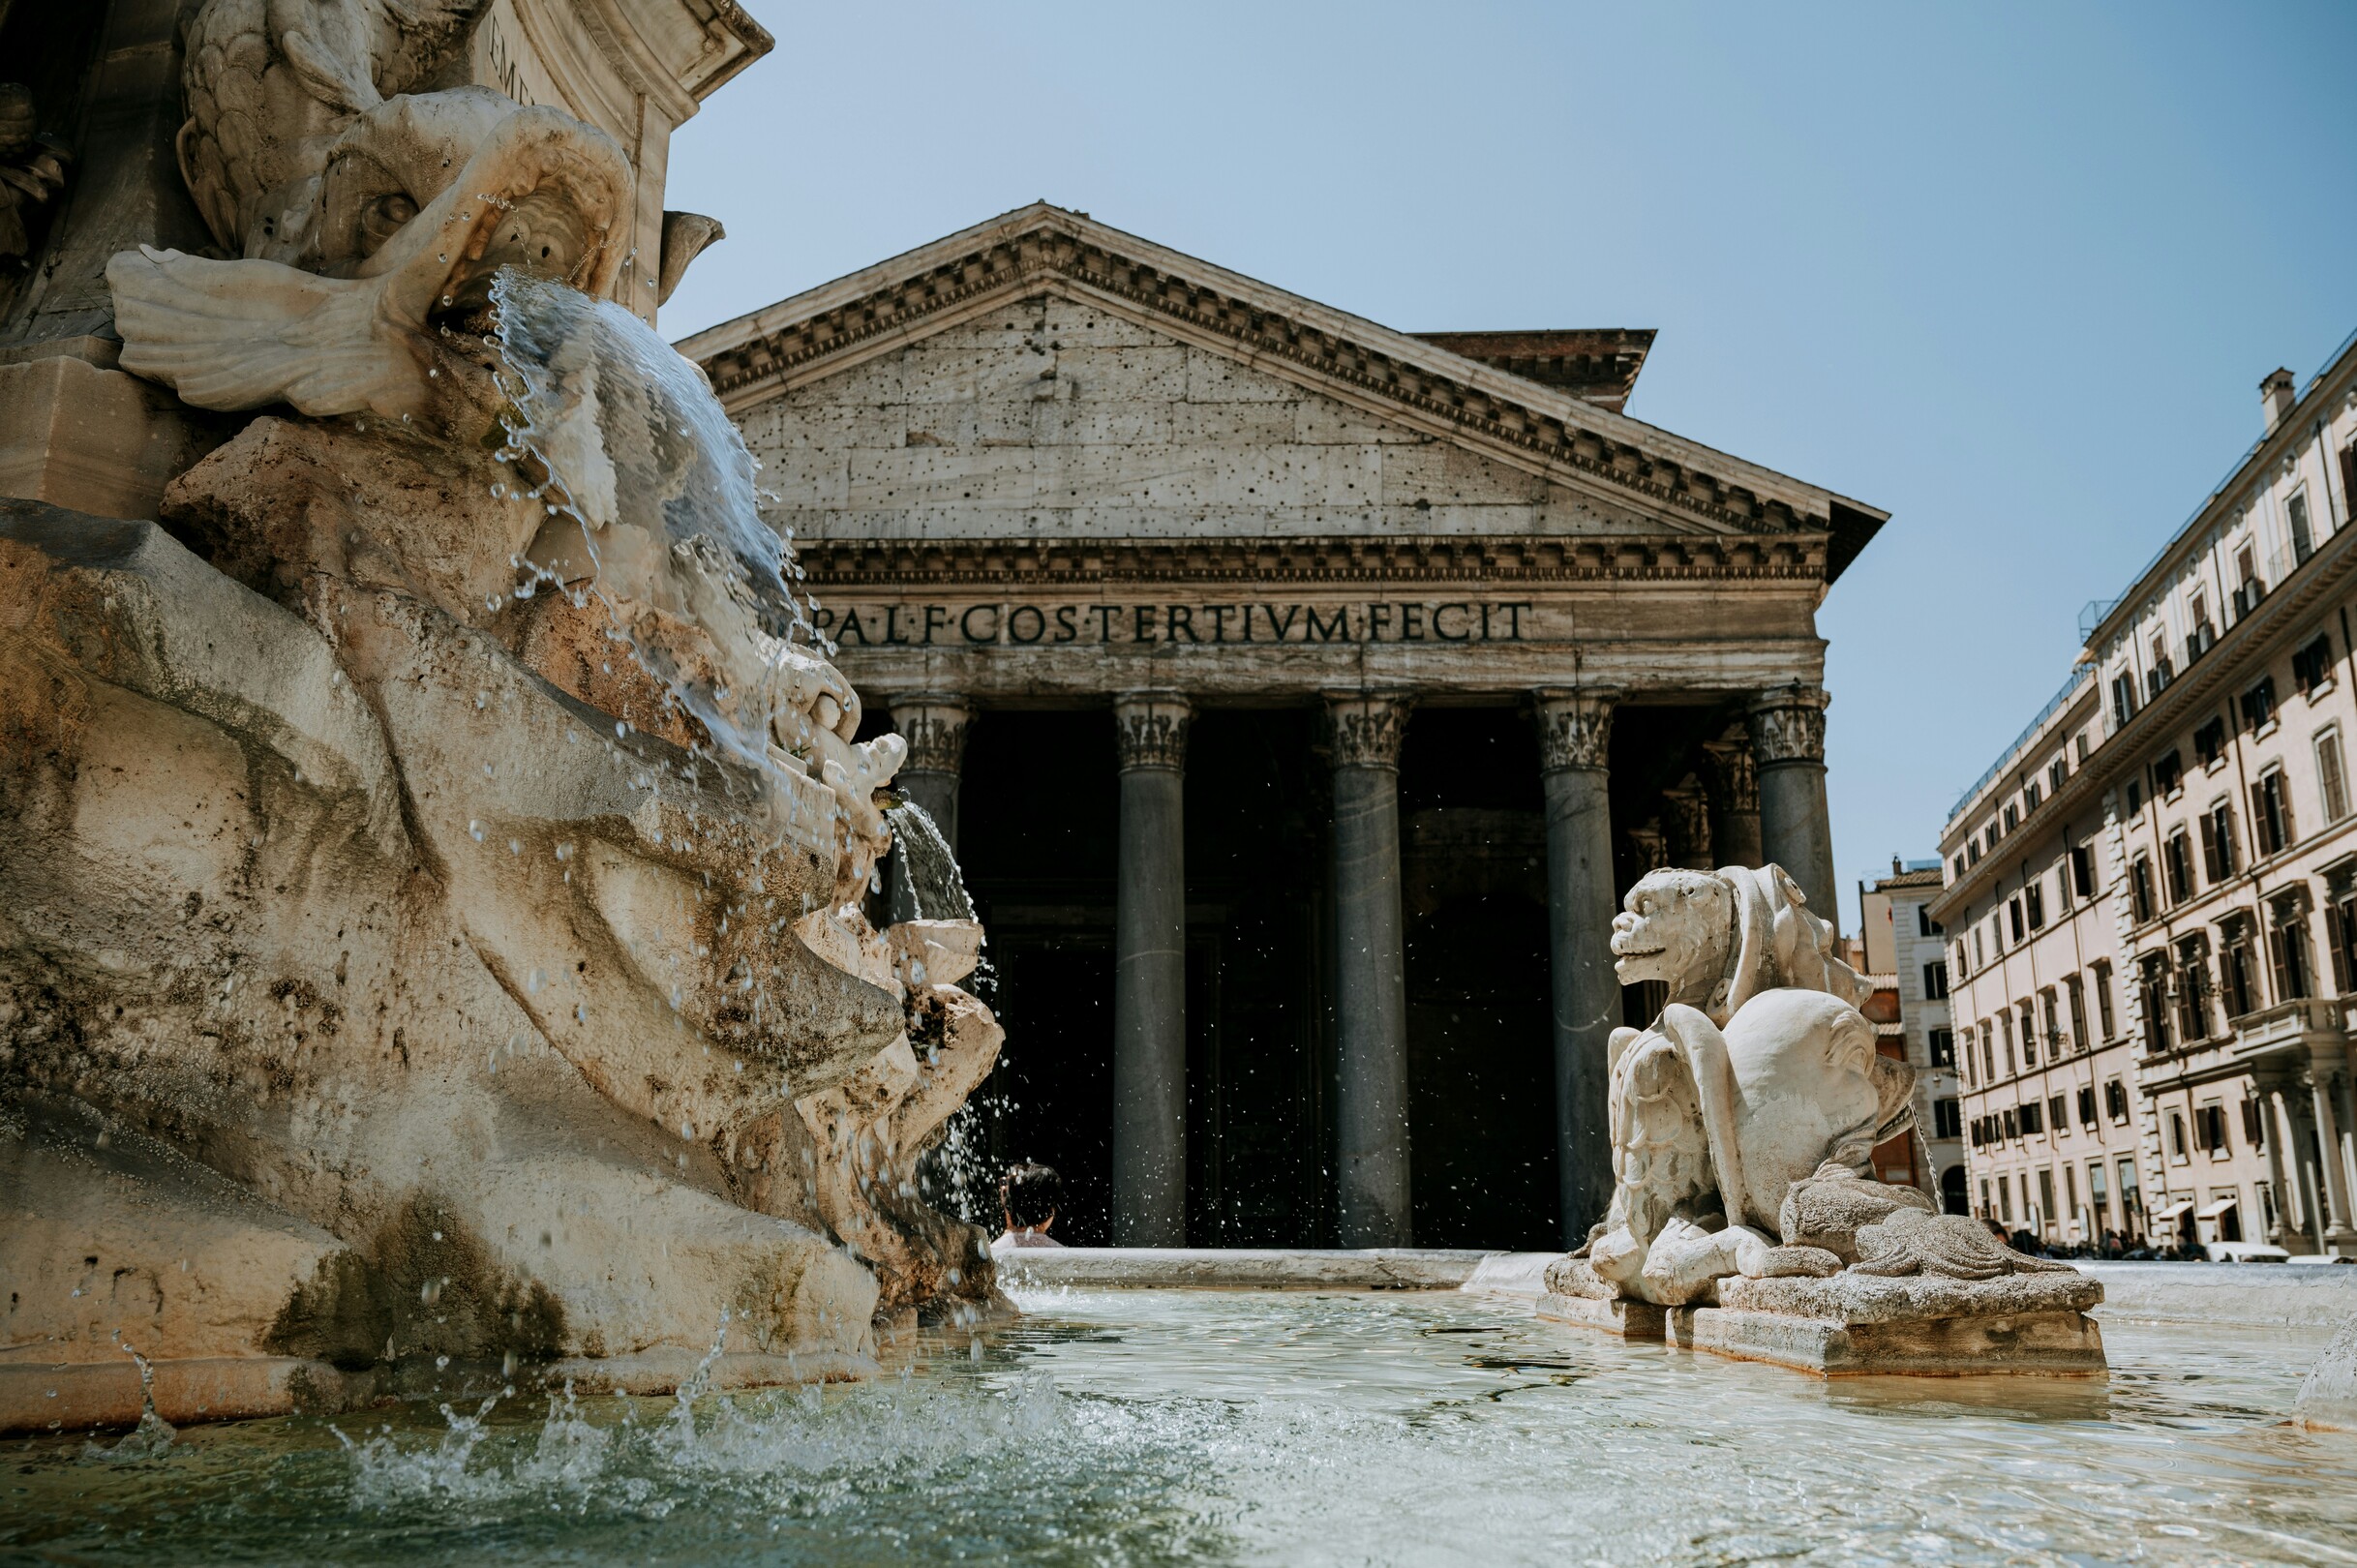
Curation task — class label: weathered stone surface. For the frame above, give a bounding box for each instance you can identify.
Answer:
[0,354,227,522]
[1716,1270,2103,1323]
[1536,1291,1667,1341]
[1673,1303,2105,1378]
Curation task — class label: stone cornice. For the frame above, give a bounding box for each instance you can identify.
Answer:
[1926,513,2357,928]
[789,533,1828,589]
[681,204,1887,574]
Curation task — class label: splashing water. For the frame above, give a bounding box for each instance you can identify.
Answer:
[487,268,831,796]
[82,1339,175,1463]
[882,800,977,923]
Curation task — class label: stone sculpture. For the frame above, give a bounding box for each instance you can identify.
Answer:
[1542,864,2104,1374]
[1,0,1000,1433]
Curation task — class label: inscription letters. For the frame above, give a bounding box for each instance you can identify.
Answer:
[817,600,1535,648]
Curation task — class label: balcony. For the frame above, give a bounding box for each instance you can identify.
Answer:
[2226,997,2343,1062]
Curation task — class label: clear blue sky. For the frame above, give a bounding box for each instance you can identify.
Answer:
[663,2,2357,929]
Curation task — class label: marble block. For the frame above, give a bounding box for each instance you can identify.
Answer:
[1672,1272,2107,1377]
[1536,1292,1666,1340]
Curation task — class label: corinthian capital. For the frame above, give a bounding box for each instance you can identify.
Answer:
[1701,729,1759,812]
[1748,682,1828,767]
[1322,691,1413,769]
[1532,688,1617,773]
[1114,691,1192,770]
[888,693,973,775]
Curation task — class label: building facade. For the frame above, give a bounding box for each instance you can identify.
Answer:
[685,205,1885,1251]
[1933,337,2357,1256]
[1859,861,1966,1211]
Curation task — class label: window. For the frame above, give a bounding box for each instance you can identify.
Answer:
[2319,729,2349,823]
[2009,897,2026,943]
[2117,1157,2141,1220]
[2163,829,2195,905]
[2065,974,2088,1047]
[1934,1098,1962,1138]
[1923,960,1949,1000]
[2130,855,2158,922]
[1999,1175,2014,1222]
[2128,776,2144,816]
[2076,1085,2098,1127]
[2173,938,2211,1042]
[1917,903,1938,938]
[2253,769,2295,856]
[2070,845,2096,899]
[2049,758,2069,795]
[2003,1106,2019,1140]
[2090,1161,2111,1226]
[1979,1024,1996,1083]
[2268,895,2314,1001]
[2048,1094,2069,1137]
[1953,852,1968,881]
[2168,1110,2189,1162]
[2194,714,2227,768]
[2139,951,2174,1052]
[2000,1010,2018,1074]
[2289,491,2314,563]
[2327,878,2357,993]
[2240,1096,2268,1150]
[2019,1100,2044,1135]
[2025,881,2046,930]
[2104,1078,2130,1122]
[2235,541,2264,618]
[2148,635,2176,696]
[1981,1177,1994,1217]
[2018,1001,2038,1068]
[2294,632,2336,695]
[2194,1101,2230,1157]
[1929,1026,1955,1067]
[2221,920,2261,1017]
[2199,799,2238,882]
[2092,959,2117,1038]
[2024,780,2042,812]
[2004,801,2019,832]
[2189,591,2216,658]
[2038,1167,2058,1228]
[2111,670,2139,728]
[2153,748,2184,796]
[2243,676,2278,733]
[2064,1163,2079,1221]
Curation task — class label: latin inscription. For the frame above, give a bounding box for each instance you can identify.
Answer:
[814,601,1537,648]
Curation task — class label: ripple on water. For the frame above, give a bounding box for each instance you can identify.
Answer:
[1,1289,2353,1566]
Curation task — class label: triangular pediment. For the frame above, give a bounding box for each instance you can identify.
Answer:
[679,204,1885,572]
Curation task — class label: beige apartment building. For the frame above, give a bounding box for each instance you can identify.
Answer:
[1859,862,1966,1212]
[1932,332,2357,1257]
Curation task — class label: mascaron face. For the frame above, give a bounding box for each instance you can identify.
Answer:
[1610,869,1731,989]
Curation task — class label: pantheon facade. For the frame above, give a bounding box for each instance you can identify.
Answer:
[683,205,1883,1251]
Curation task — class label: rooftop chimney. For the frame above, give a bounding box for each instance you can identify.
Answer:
[2262,367,2297,433]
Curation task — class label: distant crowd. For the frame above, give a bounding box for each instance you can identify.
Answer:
[1985,1219,2199,1262]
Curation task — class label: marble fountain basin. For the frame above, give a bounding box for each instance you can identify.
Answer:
[5,1263,2355,1566]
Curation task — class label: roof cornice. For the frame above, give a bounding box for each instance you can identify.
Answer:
[1926,515,2357,927]
[680,204,1888,577]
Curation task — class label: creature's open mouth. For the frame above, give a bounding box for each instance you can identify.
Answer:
[1613,941,1665,958]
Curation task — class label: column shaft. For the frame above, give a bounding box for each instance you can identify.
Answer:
[1535,689,1619,1246]
[1326,693,1413,1247]
[2259,1081,2297,1245]
[1111,694,1190,1245]
[2271,1087,2310,1232]
[2311,1054,2357,1248]
[1749,685,1837,924]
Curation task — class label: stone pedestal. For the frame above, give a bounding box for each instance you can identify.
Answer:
[1534,689,1618,1243]
[1673,1272,2107,1377]
[2312,1049,2357,1251]
[1112,692,1191,1246]
[1536,1291,1666,1339]
[1749,684,1836,923]
[1327,692,1413,1247]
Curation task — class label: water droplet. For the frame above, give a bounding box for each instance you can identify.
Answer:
[468,821,486,842]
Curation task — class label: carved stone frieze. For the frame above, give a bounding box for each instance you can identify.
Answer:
[1113,690,1192,770]
[1749,683,1829,767]
[1323,691,1413,769]
[889,693,973,775]
[1533,688,1617,773]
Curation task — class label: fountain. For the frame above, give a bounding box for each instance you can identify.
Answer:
[0,0,1000,1433]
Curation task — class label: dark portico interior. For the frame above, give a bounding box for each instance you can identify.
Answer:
[933,699,1749,1250]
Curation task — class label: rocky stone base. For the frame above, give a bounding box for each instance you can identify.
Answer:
[1535,1291,1666,1340]
[0,1356,380,1435]
[1671,1273,2108,1377]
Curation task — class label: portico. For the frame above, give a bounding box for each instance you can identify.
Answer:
[683,203,1882,1249]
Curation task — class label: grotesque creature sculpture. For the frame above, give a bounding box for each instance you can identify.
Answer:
[1,0,998,1427]
[1551,864,2052,1312]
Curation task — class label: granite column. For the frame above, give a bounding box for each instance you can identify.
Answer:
[1748,684,1837,925]
[1112,692,1191,1245]
[1534,688,1619,1246]
[1325,692,1414,1247]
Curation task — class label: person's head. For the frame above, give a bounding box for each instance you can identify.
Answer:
[1001,1162,1062,1232]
